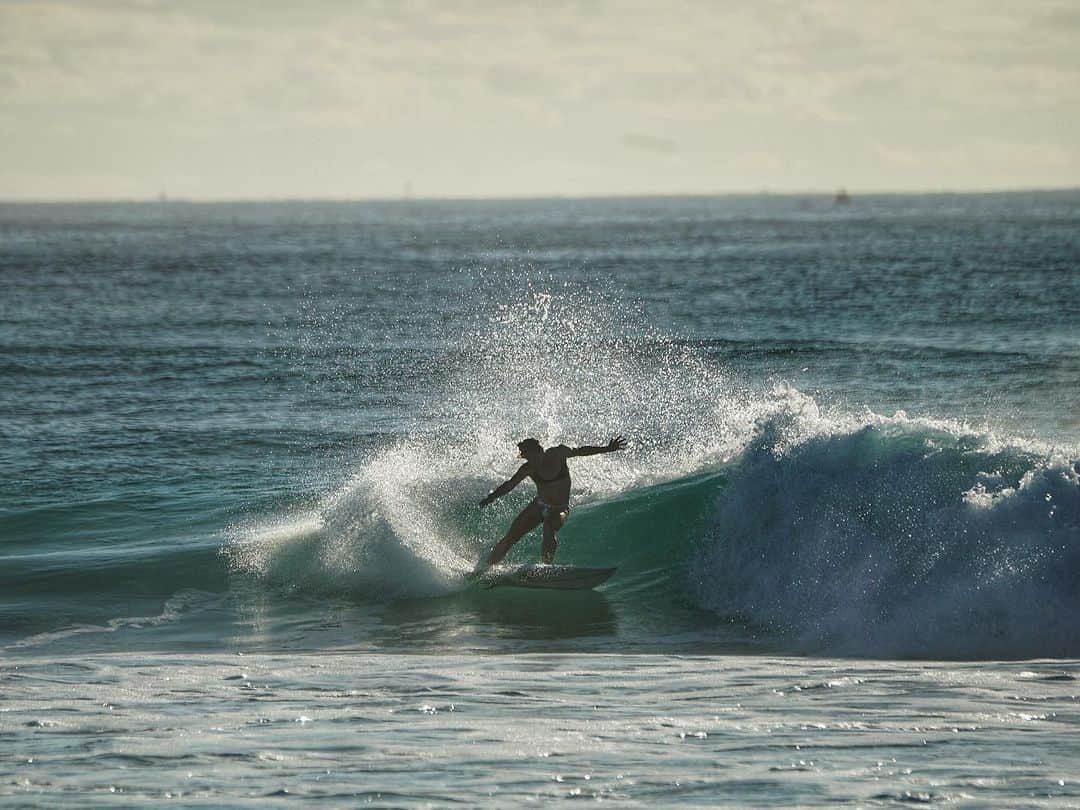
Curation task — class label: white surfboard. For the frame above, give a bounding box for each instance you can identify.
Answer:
[476,563,616,591]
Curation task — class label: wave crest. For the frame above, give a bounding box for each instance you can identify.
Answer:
[691,413,1080,658]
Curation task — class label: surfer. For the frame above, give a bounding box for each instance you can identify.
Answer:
[473,436,627,574]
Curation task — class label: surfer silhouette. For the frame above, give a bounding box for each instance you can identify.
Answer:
[473,436,626,574]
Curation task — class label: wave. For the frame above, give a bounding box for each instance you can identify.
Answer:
[691,405,1080,659]
[224,386,1079,659]
[13,389,1074,661]
[223,288,1080,659]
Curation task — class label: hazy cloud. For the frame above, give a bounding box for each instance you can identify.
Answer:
[1,0,1077,198]
[621,134,676,154]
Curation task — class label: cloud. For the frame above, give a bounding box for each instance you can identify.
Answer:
[620,134,676,154]
[0,0,1077,198]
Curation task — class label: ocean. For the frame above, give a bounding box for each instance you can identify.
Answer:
[2,193,1078,806]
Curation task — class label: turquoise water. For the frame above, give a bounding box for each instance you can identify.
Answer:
[2,194,1078,805]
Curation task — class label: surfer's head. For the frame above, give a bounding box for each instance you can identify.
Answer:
[516,438,543,459]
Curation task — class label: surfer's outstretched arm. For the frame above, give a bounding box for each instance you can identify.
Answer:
[479,464,529,507]
[565,435,627,457]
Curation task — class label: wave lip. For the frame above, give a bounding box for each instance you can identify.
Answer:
[691,412,1080,659]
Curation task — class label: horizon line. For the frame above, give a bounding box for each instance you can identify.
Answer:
[2,186,1079,206]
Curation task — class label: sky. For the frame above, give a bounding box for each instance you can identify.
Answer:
[2,0,1079,200]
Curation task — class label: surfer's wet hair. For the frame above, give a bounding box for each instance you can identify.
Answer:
[517,438,542,453]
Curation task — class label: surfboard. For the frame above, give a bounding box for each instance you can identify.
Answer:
[476,563,616,591]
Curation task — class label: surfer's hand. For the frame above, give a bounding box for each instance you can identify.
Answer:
[479,493,494,508]
[607,435,627,452]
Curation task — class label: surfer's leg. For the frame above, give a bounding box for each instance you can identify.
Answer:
[484,501,543,567]
[540,510,567,564]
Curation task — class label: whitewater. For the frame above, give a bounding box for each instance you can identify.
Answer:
[2,194,1078,805]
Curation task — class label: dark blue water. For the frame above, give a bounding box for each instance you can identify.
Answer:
[1,193,1078,657]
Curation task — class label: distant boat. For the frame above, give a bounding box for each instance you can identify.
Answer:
[834,188,851,205]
